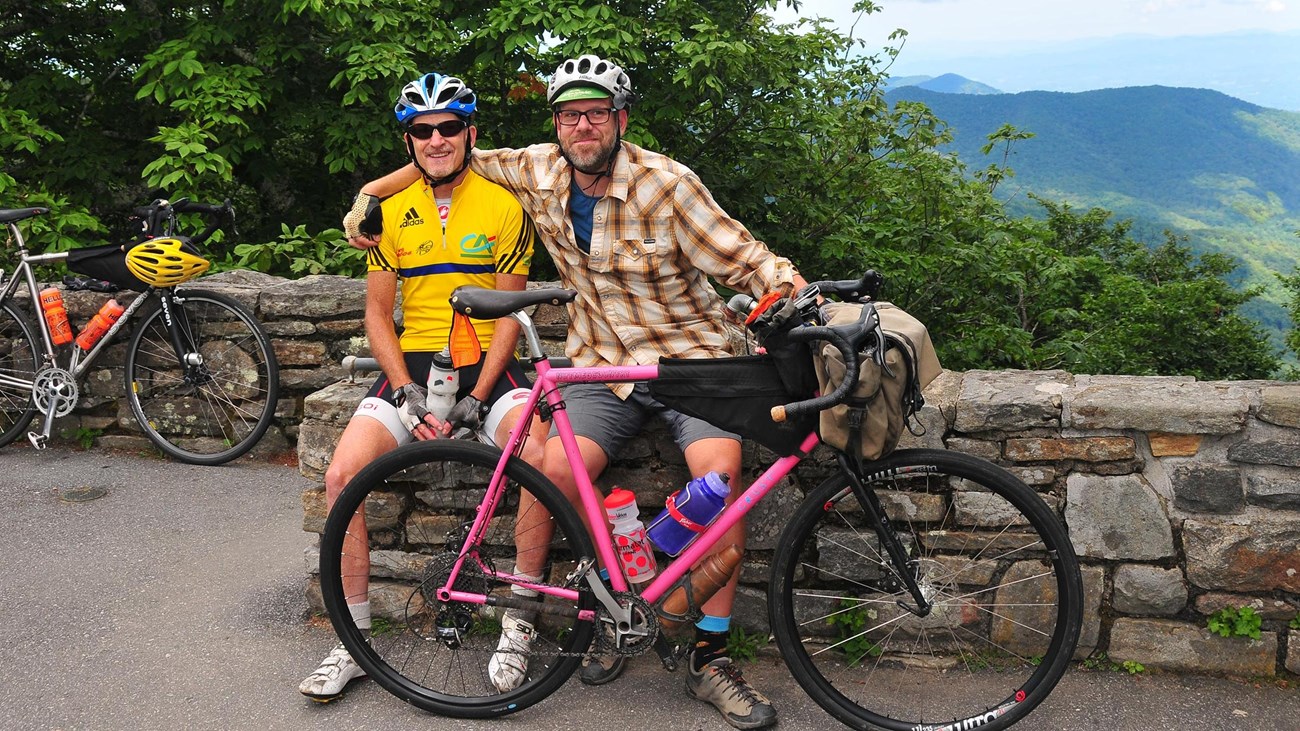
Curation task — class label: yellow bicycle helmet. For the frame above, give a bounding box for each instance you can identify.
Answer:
[125,237,210,287]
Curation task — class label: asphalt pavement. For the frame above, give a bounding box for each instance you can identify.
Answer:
[1,445,1296,731]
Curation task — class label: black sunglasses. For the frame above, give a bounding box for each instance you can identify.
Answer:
[406,119,470,139]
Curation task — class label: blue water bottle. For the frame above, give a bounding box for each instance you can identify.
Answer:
[646,472,731,556]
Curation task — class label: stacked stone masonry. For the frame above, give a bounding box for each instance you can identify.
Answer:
[48,273,1294,677]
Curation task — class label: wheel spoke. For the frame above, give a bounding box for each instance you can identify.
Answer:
[0,303,40,447]
[317,441,594,718]
[125,290,278,464]
[771,449,1082,730]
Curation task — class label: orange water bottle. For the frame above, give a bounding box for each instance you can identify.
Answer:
[39,287,74,345]
[75,299,124,350]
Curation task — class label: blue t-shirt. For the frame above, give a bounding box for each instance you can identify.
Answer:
[569,177,599,254]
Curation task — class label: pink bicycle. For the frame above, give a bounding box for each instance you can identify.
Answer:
[318,274,1083,731]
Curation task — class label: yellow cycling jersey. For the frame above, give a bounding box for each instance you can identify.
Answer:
[367,170,535,352]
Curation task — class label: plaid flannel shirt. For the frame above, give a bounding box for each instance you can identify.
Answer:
[471,142,796,397]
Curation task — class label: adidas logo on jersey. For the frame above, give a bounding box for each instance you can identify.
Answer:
[399,207,424,228]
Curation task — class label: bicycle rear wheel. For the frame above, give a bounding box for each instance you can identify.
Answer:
[0,301,39,447]
[124,288,278,464]
[770,448,1082,731]
[318,440,596,718]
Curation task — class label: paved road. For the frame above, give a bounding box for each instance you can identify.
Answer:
[2,446,1295,731]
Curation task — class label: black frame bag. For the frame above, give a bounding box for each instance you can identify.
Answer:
[66,238,206,292]
[66,244,147,291]
[650,354,818,456]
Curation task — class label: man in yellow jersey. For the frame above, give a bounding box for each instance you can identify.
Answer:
[346,57,802,729]
[299,72,547,702]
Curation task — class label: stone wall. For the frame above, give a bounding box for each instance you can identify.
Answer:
[50,273,1297,677]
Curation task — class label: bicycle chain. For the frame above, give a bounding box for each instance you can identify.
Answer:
[403,555,661,659]
[593,591,660,657]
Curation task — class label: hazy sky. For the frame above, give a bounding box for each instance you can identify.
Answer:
[772,0,1300,53]
[767,0,1300,108]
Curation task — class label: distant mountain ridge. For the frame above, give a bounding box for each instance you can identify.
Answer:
[886,73,1001,95]
[890,31,1300,112]
[883,83,1300,341]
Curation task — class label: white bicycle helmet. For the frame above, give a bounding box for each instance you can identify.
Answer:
[394,72,477,125]
[547,55,635,110]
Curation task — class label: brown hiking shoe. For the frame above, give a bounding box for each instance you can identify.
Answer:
[578,619,627,685]
[685,654,777,729]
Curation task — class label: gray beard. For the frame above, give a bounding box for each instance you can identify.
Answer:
[560,137,619,175]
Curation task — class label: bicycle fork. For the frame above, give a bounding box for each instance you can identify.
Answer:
[157,291,207,386]
[838,453,935,617]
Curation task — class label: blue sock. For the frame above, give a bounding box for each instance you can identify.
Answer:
[695,614,730,633]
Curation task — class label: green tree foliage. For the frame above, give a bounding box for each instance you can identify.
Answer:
[1031,203,1279,379]
[0,0,1283,378]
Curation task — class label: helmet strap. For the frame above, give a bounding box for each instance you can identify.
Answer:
[405,136,473,190]
[565,131,621,193]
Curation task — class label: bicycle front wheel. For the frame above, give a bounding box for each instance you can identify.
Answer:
[318,440,596,718]
[125,288,279,465]
[0,301,39,447]
[770,448,1082,731]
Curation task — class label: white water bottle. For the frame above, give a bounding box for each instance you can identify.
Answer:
[426,347,459,423]
[605,488,657,585]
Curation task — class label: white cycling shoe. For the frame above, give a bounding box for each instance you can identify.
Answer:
[488,614,535,692]
[299,643,367,701]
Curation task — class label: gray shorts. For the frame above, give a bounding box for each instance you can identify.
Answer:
[548,382,740,461]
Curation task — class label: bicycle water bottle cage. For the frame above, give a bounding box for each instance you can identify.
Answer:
[537,392,564,423]
[653,572,705,627]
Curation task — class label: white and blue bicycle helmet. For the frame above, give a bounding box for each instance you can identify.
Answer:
[394,72,478,187]
[394,73,477,125]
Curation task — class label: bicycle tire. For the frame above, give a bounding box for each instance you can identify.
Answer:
[770,448,1082,731]
[124,288,279,465]
[318,440,596,718]
[0,301,39,447]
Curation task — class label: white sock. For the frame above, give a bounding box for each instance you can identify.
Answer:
[348,600,372,631]
[508,566,543,623]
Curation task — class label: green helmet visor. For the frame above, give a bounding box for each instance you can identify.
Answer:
[552,86,613,105]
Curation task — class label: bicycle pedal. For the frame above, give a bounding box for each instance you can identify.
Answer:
[27,432,48,450]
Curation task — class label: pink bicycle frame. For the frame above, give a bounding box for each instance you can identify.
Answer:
[440,353,821,615]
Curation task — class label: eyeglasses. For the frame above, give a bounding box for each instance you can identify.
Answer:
[554,108,618,127]
[406,119,470,139]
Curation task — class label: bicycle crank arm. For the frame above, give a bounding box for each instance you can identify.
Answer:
[27,388,70,450]
[652,635,687,672]
[584,566,633,628]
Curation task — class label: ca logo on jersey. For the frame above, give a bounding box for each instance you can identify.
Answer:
[459,232,495,259]
[399,207,424,228]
